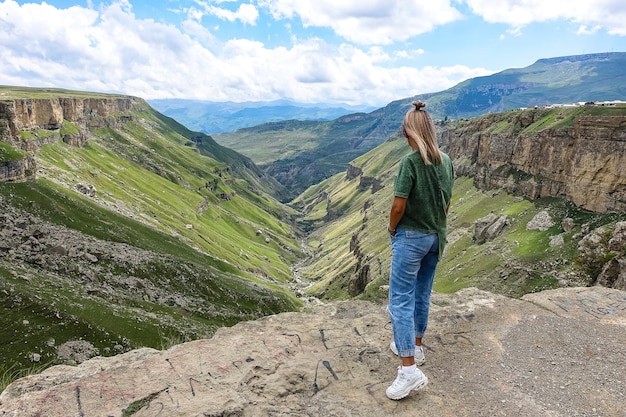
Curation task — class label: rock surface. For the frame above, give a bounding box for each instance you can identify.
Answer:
[442,109,626,213]
[473,212,509,244]
[0,96,141,182]
[1,286,625,417]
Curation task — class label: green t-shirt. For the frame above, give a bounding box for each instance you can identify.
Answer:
[393,151,454,258]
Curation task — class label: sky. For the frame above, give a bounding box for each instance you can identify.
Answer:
[1,1,625,107]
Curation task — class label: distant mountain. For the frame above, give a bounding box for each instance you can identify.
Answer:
[416,52,626,120]
[148,99,376,134]
[213,52,626,198]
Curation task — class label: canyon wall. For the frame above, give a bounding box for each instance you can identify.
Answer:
[441,108,626,213]
[0,96,142,181]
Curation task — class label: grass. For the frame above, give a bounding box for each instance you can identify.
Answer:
[122,389,167,416]
[0,85,127,99]
[0,142,27,163]
[0,94,306,384]
[34,121,302,282]
[214,122,325,165]
[468,105,626,136]
[0,361,50,394]
[0,180,233,269]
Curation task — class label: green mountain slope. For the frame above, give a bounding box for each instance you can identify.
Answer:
[215,111,401,200]
[214,52,626,198]
[293,107,625,302]
[0,87,303,375]
[419,52,626,120]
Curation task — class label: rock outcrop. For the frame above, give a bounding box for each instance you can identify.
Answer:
[0,156,36,182]
[1,286,624,417]
[0,95,142,182]
[442,108,626,213]
[576,221,626,291]
[473,212,509,244]
[596,222,626,289]
[2,96,139,137]
[346,163,384,193]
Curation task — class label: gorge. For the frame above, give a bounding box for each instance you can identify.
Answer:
[0,86,625,416]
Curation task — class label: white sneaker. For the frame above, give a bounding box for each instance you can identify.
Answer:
[389,342,426,365]
[386,366,428,400]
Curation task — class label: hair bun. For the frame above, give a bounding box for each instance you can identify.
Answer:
[412,101,426,110]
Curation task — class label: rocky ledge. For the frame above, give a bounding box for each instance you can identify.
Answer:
[1,286,624,417]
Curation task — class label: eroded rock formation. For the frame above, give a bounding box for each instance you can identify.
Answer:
[473,212,509,244]
[442,109,626,213]
[0,95,141,182]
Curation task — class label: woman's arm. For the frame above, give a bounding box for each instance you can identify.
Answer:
[388,196,407,235]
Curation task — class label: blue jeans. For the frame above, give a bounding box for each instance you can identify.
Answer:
[388,228,439,358]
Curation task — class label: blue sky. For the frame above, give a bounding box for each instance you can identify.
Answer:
[1,0,625,106]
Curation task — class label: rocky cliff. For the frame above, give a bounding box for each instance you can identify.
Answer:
[1,286,624,417]
[441,106,626,213]
[0,95,141,181]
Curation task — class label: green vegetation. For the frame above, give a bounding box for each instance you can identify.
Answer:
[122,390,166,416]
[0,142,26,163]
[214,120,327,165]
[0,85,127,99]
[470,105,626,135]
[2,77,626,394]
[213,113,402,199]
[60,120,80,136]
[0,92,304,386]
[1,361,49,395]
[295,129,625,302]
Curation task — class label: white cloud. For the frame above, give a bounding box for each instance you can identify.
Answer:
[507,27,523,37]
[577,25,601,35]
[395,49,425,60]
[186,6,205,22]
[0,0,490,106]
[258,0,463,45]
[191,1,259,25]
[463,0,626,35]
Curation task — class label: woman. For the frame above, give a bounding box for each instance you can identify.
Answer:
[385,101,454,400]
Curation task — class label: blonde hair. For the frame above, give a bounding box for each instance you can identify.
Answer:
[402,101,442,165]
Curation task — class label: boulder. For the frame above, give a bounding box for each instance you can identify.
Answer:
[473,213,508,244]
[526,210,554,231]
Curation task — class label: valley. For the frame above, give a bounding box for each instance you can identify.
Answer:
[1,52,626,393]
[213,52,626,198]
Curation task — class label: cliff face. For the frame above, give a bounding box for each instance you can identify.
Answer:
[441,107,626,213]
[0,96,141,181]
[0,156,37,182]
[2,96,139,134]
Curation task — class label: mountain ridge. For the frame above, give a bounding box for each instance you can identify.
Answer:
[213,52,626,197]
[148,98,376,134]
